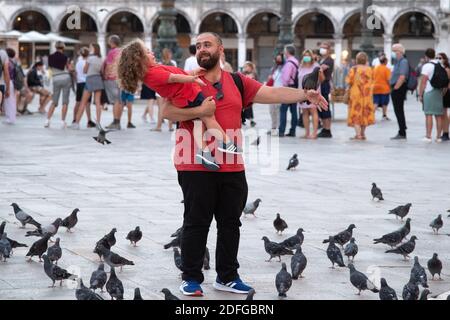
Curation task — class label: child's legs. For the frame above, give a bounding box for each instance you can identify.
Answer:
[202,116,230,144]
[127,101,133,122]
[94,91,102,123]
[311,108,319,136]
[302,109,310,136]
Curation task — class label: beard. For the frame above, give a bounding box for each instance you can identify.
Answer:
[197,51,220,70]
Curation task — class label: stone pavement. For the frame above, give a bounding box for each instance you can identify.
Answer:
[0,95,449,300]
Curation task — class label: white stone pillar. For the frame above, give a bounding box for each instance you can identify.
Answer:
[383,33,393,63]
[238,33,247,71]
[97,32,106,58]
[49,41,56,54]
[190,33,198,44]
[333,33,343,67]
[144,33,152,51]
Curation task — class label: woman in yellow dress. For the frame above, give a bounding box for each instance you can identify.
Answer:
[346,52,375,140]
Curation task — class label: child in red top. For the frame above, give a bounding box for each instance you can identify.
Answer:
[117,40,241,170]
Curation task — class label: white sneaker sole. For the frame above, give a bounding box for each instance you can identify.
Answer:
[179,284,204,296]
[217,147,242,155]
[195,154,220,170]
[213,281,250,294]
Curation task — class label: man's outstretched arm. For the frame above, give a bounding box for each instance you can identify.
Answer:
[161,96,216,122]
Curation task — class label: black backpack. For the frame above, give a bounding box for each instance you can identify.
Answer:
[287,60,299,88]
[429,62,449,89]
[231,72,249,108]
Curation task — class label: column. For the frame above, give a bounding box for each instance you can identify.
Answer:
[435,22,449,54]
[144,33,153,51]
[49,41,56,54]
[238,33,247,70]
[97,32,107,58]
[383,33,392,64]
[190,33,198,44]
[333,33,343,67]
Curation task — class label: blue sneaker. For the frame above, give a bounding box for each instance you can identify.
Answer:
[179,280,204,297]
[213,277,253,294]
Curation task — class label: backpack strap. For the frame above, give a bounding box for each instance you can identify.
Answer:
[231,72,246,108]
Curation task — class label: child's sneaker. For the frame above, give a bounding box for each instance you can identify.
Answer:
[218,142,242,155]
[195,151,220,171]
[179,280,204,296]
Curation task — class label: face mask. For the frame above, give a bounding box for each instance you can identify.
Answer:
[319,48,327,56]
[391,52,397,60]
[303,56,312,63]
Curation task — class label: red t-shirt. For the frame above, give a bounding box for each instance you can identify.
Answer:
[174,71,262,172]
[143,65,201,107]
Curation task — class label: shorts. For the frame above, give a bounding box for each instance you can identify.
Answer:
[373,94,390,106]
[121,90,135,103]
[76,82,92,103]
[423,88,444,116]
[104,79,120,103]
[318,81,332,119]
[85,75,104,92]
[52,73,72,106]
[140,84,156,100]
[187,92,205,108]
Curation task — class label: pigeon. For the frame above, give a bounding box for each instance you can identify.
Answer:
[348,263,379,295]
[0,221,5,235]
[61,208,79,232]
[96,245,134,272]
[402,275,419,300]
[246,288,256,300]
[379,278,398,300]
[344,237,358,261]
[90,263,107,292]
[0,222,28,254]
[134,288,144,300]
[161,288,180,300]
[173,247,183,271]
[419,289,431,300]
[76,278,104,300]
[286,154,299,170]
[388,203,412,220]
[290,247,307,279]
[203,246,210,270]
[275,262,292,298]
[373,218,411,247]
[0,233,12,262]
[26,233,52,262]
[170,227,183,238]
[164,235,180,249]
[371,183,384,201]
[106,267,124,300]
[302,66,321,90]
[326,236,346,268]
[279,228,304,250]
[25,218,63,238]
[273,213,288,235]
[427,253,442,280]
[46,237,62,265]
[93,228,117,260]
[429,214,443,234]
[93,124,113,145]
[411,256,428,288]
[126,226,142,246]
[323,224,356,247]
[10,203,41,229]
[385,235,418,260]
[243,199,262,217]
[251,136,260,147]
[43,254,74,287]
[262,236,294,262]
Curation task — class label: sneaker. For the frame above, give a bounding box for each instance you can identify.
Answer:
[87,120,97,128]
[435,138,442,143]
[218,142,242,155]
[390,134,406,140]
[141,115,148,123]
[127,122,136,129]
[60,121,67,129]
[317,129,332,138]
[213,277,253,294]
[250,120,256,127]
[106,122,121,130]
[195,151,220,171]
[286,132,296,137]
[69,123,80,130]
[179,280,204,297]
[441,134,450,141]
[382,115,391,121]
[421,137,432,143]
[270,129,279,137]
[44,120,50,128]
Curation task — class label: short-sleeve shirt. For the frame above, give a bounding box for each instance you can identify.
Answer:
[48,51,68,71]
[320,56,334,82]
[76,58,87,83]
[174,71,262,172]
[184,56,199,72]
[104,47,121,80]
[0,49,8,85]
[421,60,439,93]
[373,64,392,94]
[86,55,103,77]
[390,57,409,86]
[143,65,201,107]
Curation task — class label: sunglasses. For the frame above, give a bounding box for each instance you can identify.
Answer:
[213,82,224,100]
[437,57,443,60]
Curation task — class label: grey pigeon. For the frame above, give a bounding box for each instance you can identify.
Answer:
[279,228,304,250]
[326,236,346,268]
[90,263,107,292]
[0,222,28,253]
[126,226,142,246]
[323,224,356,247]
[43,254,74,287]
[262,236,294,262]
[246,288,256,300]
[0,221,5,235]
[26,233,52,262]
[371,183,384,201]
[302,66,320,90]
[410,256,428,288]
[106,267,124,300]
[379,278,398,300]
[134,288,144,300]
[61,208,79,232]
[25,218,63,238]
[402,275,419,300]
[0,233,12,262]
[93,124,113,145]
[93,228,117,260]
[388,203,412,220]
[275,262,292,298]
[173,247,183,271]
[419,289,431,300]
[427,253,442,280]
[203,246,210,270]
[290,247,307,279]
[344,237,358,261]
[76,278,103,300]
[10,203,41,229]
[429,214,443,234]
[348,263,379,295]
[161,288,180,300]
[373,218,411,247]
[273,213,288,235]
[286,154,299,170]
[385,235,418,260]
[97,245,134,272]
[251,136,261,147]
[164,234,181,249]
[243,199,262,217]
[46,237,62,265]
[170,226,183,238]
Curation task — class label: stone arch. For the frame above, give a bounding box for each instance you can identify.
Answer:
[102,7,147,34]
[55,8,99,33]
[293,8,339,34]
[196,9,242,35]
[389,7,439,37]
[339,7,387,35]
[243,9,281,34]
[9,7,54,32]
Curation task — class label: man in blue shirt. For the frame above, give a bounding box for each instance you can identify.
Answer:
[390,43,409,139]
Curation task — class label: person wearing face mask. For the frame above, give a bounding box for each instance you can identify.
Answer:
[279,44,299,137]
[437,52,450,141]
[317,42,334,138]
[266,53,284,136]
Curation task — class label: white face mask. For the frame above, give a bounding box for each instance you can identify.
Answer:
[320,48,327,56]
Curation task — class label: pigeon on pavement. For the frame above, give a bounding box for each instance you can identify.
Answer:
[243,199,262,217]
[10,203,41,229]
[76,278,103,300]
[0,222,28,254]
[323,224,356,247]
[90,263,107,292]
[279,228,304,250]
[326,236,346,268]
[344,237,358,261]
[385,235,418,260]
[106,267,124,300]
[273,213,288,235]
[403,275,420,300]
[262,236,294,262]
[171,227,183,238]
[96,245,134,272]
[388,203,412,220]
[43,254,74,287]
[373,218,411,247]
[275,262,292,298]
[93,228,117,260]
[46,237,62,265]
[348,263,379,295]
[411,256,428,288]
[371,183,384,201]
[427,253,442,280]
[286,154,299,170]
[25,218,63,238]
[134,288,144,300]
[290,247,307,279]
[126,226,143,246]
[93,124,113,145]
[0,233,12,262]
[429,214,443,234]
[26,233,52,262]
[379,278,398,300]
[61,208,79,232]
[164,234,181,249]
[161,288,180,300]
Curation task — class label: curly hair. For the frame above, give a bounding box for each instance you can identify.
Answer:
[117,39,149,94]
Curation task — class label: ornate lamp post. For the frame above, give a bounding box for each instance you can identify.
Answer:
[155,0,182,65]
[360,0,376,61]
[275,0,294,56]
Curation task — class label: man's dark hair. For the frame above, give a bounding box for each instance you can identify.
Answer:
[189,44,196,55]
[379,56,388,64]
[34,61,44,68]
[425,48,435,59]
[198,32,223,45]
[284,45,296,56]
[6,48,15,58]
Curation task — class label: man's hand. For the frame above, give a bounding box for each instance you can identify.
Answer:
[305,90,328,111]
[198,96,216,117]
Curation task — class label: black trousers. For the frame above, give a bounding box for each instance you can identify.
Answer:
[177,171,248,284]
[391,84,408,136]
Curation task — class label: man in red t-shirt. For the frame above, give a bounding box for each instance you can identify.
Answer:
[162,32,328,297]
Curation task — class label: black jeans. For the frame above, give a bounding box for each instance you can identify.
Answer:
[177,171,248,284]
[391,84,408,136]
